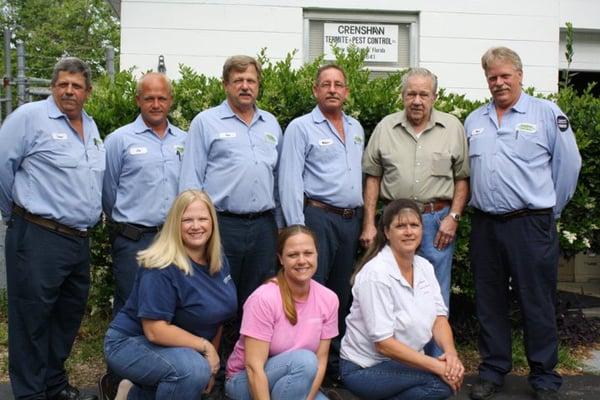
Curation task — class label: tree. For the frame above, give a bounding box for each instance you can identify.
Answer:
[0,0,120,80]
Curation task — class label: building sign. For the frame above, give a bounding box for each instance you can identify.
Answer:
[323,22,398,62]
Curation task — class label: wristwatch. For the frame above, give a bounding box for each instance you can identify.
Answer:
[449,212,461,222]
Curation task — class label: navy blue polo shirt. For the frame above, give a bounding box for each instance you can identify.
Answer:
[110,256,237,340]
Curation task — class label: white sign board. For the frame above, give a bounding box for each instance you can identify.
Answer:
[323,23,398,63]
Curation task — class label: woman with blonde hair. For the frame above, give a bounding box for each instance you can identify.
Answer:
[225,225,338,400]
[103,190,237,399]
[340,199,464,400]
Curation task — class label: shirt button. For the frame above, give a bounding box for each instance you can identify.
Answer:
[415,179,420,183]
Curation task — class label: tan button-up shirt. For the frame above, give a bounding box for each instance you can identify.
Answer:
[363,109,469,202]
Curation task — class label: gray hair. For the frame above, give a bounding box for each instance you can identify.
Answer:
[222,55,262,83]
[51,57,92,89]
[401,68,438,96]
[136,72,173,97]
[481,46,523,73]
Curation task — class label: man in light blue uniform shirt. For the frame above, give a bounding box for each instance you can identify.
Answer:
[0,58,101,400]
[279,64,364,342]
[103,72,186,316]
[179,55,282,308]
[466,47,581,400]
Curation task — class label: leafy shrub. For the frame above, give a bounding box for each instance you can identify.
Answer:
[84,48,599,314]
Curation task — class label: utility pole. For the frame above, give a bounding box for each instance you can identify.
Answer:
[16,40,26,106]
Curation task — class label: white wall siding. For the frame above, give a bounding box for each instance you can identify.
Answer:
[120,0,599,99]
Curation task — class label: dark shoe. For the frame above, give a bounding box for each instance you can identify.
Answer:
[50,385,99,400]
[98,373,118,400]
[470,379,499,400]
[535,388,559,400]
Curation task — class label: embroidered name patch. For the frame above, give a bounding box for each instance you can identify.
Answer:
[219,132,236,139]
[129,146,148,155]
[319,139,333,146]
[52,132,68,140]
[516,123,537,133]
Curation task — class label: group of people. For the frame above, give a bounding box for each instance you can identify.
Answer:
[0,44,581,400]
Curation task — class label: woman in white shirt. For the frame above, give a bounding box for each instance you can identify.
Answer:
[340,199,464,400]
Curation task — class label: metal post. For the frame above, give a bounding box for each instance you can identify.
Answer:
[16,40,26,106]
[2,28,12,119]
[105,46,115,82]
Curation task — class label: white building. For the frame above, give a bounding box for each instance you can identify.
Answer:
[118,0,600,99]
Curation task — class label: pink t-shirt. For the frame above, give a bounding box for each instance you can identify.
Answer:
[226,279,339,377]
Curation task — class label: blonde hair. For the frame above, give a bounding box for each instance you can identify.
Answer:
[137,190,223,275]
[274,225,318,325]
[481,46,523,73]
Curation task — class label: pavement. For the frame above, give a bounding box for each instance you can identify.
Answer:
[2,374,600,399]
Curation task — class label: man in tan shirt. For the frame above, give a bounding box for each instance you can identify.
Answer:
[361,68,469,331]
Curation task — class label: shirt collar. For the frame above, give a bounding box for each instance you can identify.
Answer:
[310,105,353,125]
[132,114,174,136]
[485,91,528,115]
[218,99,265,122]
[379,245,405,283]
[46,95,92,121]
[394,109,446,131]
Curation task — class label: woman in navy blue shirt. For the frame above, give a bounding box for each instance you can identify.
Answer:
[103,190,237,399]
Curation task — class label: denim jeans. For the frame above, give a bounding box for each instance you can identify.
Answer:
[225,349,328,400]
[104,328,211,400]
[339,358,452,400]
[419,207,455,357]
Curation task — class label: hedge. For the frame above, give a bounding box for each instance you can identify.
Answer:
[84,48,600,314]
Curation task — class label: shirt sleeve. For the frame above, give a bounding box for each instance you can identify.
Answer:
[136,268,178,322]
[353,277,396,343]
[178,115,208,193]
[239,286,276,342]
[320,288,339,340]
[101,132,122,218]
[452,119,470,180]
[272,122,285,228]
[278,120,308,225]
[547,106,581,218]
[362,123,383,177]
[0,109,30,219]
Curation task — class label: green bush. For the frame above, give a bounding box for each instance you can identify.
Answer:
[84,48,599,314]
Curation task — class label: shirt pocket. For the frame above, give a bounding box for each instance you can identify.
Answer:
[512,134,547,162]
[87,145,106,171]
[431,152,452,177]
[38,133,80,168]
[468,135,487,158]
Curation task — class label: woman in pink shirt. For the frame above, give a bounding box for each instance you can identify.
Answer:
[225,225,339,400]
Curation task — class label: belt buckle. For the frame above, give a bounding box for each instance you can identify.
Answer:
[422,201,435,213]
[342,208,354,219]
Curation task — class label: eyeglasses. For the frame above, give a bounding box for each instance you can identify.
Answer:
[317,81,346,90]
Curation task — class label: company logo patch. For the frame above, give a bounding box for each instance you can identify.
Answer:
[557,115,570,132]
[354,135,363,145]
[516,123,537,134]
[264,133,278,145]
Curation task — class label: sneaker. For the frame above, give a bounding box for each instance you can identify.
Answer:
[470,378,499,400]
[535,388,559,400]
[98,373,118,400]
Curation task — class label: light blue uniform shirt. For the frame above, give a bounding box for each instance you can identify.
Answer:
[0,96,104,229]
[102,115,186,227]
[465,92,581,218]
[179,100,282,224]
[279,106,364,225]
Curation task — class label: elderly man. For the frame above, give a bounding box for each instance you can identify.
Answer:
[279,64,364,338]
[103,72,186,316]
[0,58,101,400]
[466,47,581,400]
[362,68,469,316]
[179,55,281,307]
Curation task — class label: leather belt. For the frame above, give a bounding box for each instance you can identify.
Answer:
[305,198,357,219]
[218,209,273,220]
[112,221,161,241]
[382,199,451,214]
[475,207,552,221]
[12,205,89,238]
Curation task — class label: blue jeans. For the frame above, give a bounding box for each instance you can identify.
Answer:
[339,358,452,400]
[419,207,455,357]
[104,328,211,400]
[225,349,328,400]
